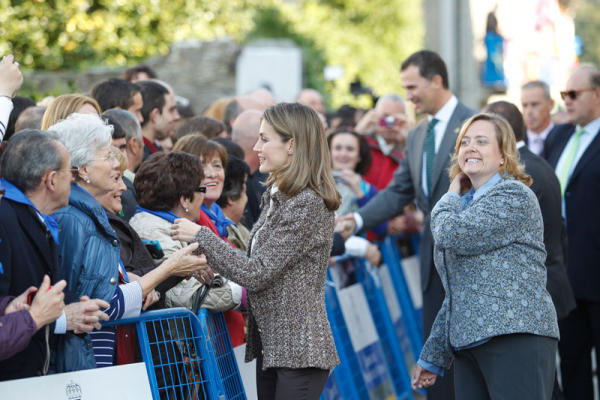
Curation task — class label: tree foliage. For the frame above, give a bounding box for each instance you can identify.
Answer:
[0,0,423,108]
[574,0,600,68]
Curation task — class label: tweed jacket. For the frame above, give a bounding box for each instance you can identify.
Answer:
[420,178,559,370]
[194,187,340,370]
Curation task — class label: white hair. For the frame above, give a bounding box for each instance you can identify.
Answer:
[375,94,406,110]
[48,113,113,168]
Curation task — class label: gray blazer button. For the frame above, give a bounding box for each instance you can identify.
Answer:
[110,277,117,284]
[258,328,262,333]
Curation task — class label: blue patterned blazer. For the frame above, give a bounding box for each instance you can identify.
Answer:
[420,177,559,370]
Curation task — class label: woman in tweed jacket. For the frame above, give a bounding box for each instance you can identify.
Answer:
[412,113,559,399]
[173,103,341,400]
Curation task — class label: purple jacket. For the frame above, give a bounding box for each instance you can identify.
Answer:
[0,296,37,361]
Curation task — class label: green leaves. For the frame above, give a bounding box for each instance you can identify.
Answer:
[0,0,422,108]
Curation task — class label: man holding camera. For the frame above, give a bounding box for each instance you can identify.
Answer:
[356,94,409,190]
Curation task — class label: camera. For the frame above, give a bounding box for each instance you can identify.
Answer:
[379,115,396,128]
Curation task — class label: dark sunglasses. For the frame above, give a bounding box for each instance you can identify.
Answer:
[196,186,207,193]
[560,88,595,100]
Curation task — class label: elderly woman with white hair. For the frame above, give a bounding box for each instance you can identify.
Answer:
[50,113,206,372]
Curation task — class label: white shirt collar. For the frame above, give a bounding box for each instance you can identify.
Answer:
[430,95,458,123]
[375,133,396,156]
[526,122,554,142]
[516,140,526,149]
[578,116,600,136]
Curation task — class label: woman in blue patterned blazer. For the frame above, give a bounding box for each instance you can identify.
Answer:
[411,113,559,399]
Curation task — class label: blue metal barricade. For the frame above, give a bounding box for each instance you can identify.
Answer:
[380,237,424,359]
[322,270,371,400]
[105,307,245,400]
[198,309,247,400]
[352,258,413,400]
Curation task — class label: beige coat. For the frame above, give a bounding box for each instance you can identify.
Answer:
[194,188,340,370]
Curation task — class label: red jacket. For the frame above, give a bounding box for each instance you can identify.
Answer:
[362,134,404,191]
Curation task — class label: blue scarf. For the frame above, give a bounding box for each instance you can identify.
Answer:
[1,178,61,244]
[135,205,180,224]
[201,203,234,238]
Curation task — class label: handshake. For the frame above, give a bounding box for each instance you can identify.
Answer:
[334,214,357,240]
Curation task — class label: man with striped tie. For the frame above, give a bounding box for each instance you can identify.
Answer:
[545,66,600,400]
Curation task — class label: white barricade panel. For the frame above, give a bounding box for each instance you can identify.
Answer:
[0,362,151,400]
[234,344,257,400]
[337,283,395,400]
[401,255,423,309]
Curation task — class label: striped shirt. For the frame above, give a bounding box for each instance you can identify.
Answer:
[90,281,143,367]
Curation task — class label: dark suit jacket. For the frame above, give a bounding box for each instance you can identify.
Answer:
[519,146,575,319]
[0,198,60,380]
[243,171,267,230]
[120,176,138,222]
[545,123,600,301]
[358,101,474,291]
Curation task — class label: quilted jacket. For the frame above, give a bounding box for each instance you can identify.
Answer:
[53,184,120,372]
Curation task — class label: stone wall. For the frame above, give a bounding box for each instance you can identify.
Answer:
[24,38,240,114]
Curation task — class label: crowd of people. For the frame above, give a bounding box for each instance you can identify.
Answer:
[0,46,598,400]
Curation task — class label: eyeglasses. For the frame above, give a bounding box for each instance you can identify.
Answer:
[90,153,117,164]
[195,186,207,193]
[560,88,595,100]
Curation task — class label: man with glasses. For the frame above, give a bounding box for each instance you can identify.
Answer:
[0,130,109,380]
[545,66,600,400]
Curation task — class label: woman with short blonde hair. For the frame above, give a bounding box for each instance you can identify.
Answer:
[41,94,101,129]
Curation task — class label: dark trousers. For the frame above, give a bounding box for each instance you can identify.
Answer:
[454,334,557,400]
[256,352,330,400]
[423,267,455,400]
[558,299,600,400]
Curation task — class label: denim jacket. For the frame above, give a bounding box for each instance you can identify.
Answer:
[52,184,120,372]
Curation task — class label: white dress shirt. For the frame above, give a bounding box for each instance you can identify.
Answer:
[526,122,554,156]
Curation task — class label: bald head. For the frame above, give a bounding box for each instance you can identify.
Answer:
[248,88,275,107]
[232,109,263,173]
[297,89,325,114]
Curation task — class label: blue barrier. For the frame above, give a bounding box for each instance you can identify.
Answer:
[324,264,398,400]
[323,269,371,400]
[104,307,243,400]
[380,237,424,359]
[198,309,246,400]
[353,259,413,400]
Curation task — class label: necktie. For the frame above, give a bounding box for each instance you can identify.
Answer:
[558,128,585,196]
[425,118,439,196]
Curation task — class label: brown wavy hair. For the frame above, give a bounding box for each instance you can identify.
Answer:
[262,103,341,211]
[449,113,532,187]
[41,94,101,130]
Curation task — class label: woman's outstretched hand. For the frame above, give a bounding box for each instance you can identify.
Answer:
[172,218,202,243]
[411,364,438,390]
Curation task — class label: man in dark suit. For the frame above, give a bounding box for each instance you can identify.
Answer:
[545,66,600,400]
[0,130,108,380]
[484,101,576,321]
[339,50,474,400]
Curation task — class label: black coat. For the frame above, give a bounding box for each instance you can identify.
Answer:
[545,123,600,302]
[519,146,575,319]
[0,198,60,380]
